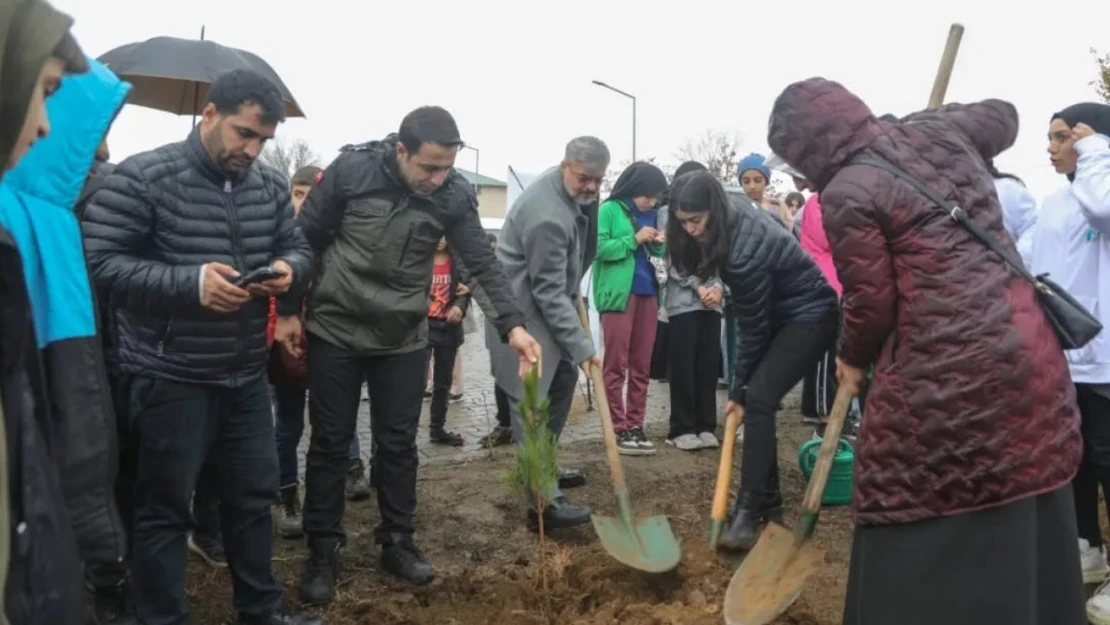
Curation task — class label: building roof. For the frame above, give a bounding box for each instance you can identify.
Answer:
[456,168,507,188]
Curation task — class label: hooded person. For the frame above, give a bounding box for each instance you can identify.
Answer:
[0,2,117,623]
[1,55,132,625]
[769,76,1085,625]
[592,161,668,454]
[1032,101,1110,624]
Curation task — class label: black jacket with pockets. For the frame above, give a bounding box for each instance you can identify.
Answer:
[722,198,838,398]
[82,129,313,385]
[298,135,524,355]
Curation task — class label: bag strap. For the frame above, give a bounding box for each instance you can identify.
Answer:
[848,155,1038,284]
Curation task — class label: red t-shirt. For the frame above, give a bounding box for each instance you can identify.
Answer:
[428,258,452,318]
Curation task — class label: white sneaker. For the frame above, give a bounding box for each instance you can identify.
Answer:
[1081,538,1110,584]
[697,432,720,449]
[1089,578,1110,625]
[666,433,701,451]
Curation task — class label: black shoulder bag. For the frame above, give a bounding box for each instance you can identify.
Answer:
[849,155,1102,350]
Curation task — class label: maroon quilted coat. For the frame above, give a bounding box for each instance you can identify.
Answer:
[768,78,1081,526]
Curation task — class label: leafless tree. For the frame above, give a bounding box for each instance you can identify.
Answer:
[674,129,743,183]
[260,137,320,180]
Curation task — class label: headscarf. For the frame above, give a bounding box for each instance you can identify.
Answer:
[673,160,707,179]
[1051,102,1110,181]
[736,153,771,182]
[607,161,668,203]
[0,0,84,178]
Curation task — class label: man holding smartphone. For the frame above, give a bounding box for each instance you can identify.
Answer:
[82,70,319,625]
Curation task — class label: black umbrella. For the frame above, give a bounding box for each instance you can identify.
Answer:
[97,35,304,118]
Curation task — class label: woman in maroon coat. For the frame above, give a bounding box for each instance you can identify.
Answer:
[768,77,1085,625]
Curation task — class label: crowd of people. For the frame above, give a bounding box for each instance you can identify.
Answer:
[3,2,1110,625]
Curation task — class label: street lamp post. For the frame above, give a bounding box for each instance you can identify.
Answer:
[591,80,636,161]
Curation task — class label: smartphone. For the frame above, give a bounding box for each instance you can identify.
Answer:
[234,266,286,288]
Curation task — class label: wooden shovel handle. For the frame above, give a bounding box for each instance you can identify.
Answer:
[799,387,855,514]
[927,23,965,109]
[711,406,744,521]
[575,298,628,492]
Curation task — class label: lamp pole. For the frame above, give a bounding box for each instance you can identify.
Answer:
[591,80,636,161]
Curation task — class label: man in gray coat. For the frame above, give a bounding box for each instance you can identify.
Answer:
[489,136,608,530]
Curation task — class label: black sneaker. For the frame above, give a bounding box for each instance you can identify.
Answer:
[479,425,513,448]
[90,580,136,625]
[187,531,227,568]
[631,427,657,455]
[616,430,647,456]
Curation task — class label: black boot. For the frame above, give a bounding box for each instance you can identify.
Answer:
[380,533,434,584]
[298,538,340,605]
[527,496,591,531]
[718,491,768,552]
[238,603,323,625]
[276,484,303,539]
[89,579,136,625]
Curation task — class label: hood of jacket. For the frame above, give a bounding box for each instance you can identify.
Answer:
[5,57,130,209]
[767,77,883,191]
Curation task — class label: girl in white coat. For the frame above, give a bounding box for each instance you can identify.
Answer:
[1032,102,1110,625]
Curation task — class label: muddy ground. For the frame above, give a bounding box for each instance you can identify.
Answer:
[186,408,855,625]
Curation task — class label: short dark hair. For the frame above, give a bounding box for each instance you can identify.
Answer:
[205,69,286,124]
[398,106,463,154]
[784,191,805,208]
[291,165,322,187]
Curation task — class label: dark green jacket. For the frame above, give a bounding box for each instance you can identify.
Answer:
[298,136,525,354]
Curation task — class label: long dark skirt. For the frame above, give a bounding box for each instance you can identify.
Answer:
[843,484,1085,625]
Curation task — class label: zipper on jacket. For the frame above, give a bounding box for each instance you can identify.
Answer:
[156,319,174,355]
[223,181,250,367]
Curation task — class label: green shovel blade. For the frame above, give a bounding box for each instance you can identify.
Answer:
[591,492,682,573]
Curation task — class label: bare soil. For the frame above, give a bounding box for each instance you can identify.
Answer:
[186,410,854,625]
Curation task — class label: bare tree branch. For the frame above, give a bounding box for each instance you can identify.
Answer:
[674,130,744,184]
[260,138,321,180]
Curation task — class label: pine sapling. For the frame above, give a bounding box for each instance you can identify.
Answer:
[502,363,560,592]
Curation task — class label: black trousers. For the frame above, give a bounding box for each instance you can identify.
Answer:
[425,342,458,431]
[85,370,136,590]
[801,339,838,420]
[739,321,837,497]
[129,374,281,624]
[649,320,670,380]
[494,384,511,428]
[302,333,425,545]
[667,310,722,438]
[1073,384,1110,547]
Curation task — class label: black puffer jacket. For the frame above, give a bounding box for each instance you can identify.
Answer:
[82,129,313,385]
[722,196,838,398]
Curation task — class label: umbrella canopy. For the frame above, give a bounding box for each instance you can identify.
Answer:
[97,36,304,117]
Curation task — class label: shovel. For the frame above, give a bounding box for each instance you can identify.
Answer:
[575,298,682,573]
[722,386,854,625]
[709,404,744,549]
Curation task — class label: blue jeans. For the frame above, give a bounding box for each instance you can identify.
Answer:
[130,373,281,624]
[274,386,361,488]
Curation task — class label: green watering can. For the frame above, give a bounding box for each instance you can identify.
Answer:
[798,438,854,506]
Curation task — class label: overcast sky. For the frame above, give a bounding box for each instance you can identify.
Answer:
[54,0,1110,202]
